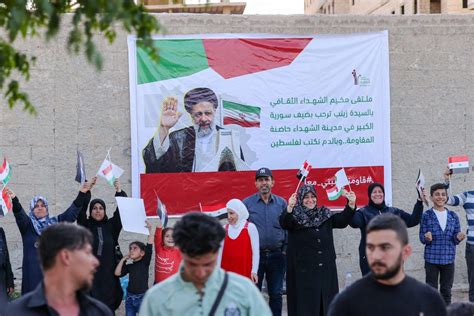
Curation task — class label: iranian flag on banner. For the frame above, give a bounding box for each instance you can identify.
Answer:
[326,186,343,201]
[0,158,11,186]
[0,189,11,216]
[222,100,261,128]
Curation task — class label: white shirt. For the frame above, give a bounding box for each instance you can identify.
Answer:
[433,208,448,231]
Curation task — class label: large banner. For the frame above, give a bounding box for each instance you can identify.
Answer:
[128,32,391,215]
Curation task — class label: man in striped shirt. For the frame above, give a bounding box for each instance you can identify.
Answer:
[444,168,474,302]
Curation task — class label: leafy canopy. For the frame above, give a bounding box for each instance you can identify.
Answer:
[0,0,161,114]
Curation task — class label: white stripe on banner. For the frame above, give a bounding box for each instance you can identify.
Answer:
[224,108,259,121]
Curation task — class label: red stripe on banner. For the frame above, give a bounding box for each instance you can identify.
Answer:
[448,155,469,163]
[203,38,312,79]
[0,159,6,174]
[223,117,260,128]
[140,166,384,216]
[102,164,113,176]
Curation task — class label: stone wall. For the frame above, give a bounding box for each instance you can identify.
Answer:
[1,14,474,289]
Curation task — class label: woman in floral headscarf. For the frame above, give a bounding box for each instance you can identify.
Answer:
[5,182,90,294]
[219,199,260,283]
[280,184,356,316]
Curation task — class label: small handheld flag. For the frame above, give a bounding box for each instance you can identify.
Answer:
[0,158,12,187]
[0,189,12,217]
[296,160,312,181]
[199,203,228,220]
[156,197,168,228]
[97,159,124,186]
[326,186,343,201]
[415,169,428,207]
[75,150,86,184]
[448,155,469,174]
[334,169,350,189]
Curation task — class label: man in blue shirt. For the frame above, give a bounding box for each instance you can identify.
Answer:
[243,168,287,316]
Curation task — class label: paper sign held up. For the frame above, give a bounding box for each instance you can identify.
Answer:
[115,197,149,235]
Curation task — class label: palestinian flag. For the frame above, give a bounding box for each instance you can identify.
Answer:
[0,189,11,216]
[200,203,228,220]
[100,162,115,186]
[448,155,469,174]
[222,101,261,128]
[326,186,343,201]
[0,158,12,186]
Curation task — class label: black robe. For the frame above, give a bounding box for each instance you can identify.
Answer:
[280,205,355,316]
[142,125,244,173]
[77,190,126,312]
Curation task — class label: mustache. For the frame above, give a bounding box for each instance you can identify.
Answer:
[370,261,387,268]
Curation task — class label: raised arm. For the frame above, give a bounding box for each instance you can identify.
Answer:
[332,191,357,229]
[58,181,92,223]
[398,199,424,228]
[6,188,31,235]
[111,179,126,238]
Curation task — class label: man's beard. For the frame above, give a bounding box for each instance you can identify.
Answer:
[370,253,403,280]
[194,122,215,138]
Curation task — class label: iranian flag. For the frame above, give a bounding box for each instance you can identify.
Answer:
[448,155,469,174]
[326,186,343,201]
[0,189,11,216]
[222,100,261,128]
[0,158,12,186]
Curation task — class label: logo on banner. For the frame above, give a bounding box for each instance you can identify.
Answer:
[352,69,370,86]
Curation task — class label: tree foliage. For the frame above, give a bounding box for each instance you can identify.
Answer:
[0,0,161,114]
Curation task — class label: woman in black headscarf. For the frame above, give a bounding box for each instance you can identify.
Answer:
[350,182,426,275]
[280,184,356,316]
[77,177,126,313]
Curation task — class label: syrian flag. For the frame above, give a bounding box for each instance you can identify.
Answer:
[448,155,469,174]
[326,186,344,201]
[222,100,261,128]
[0,158,12,186]
[416,169,428,207]
[0,189,12,216]
[334,169,350,189]
[75,150,86,184]
[156,197,168,228]
[97,159,124,186]
[296,161,312,181]
[199,203,228,220]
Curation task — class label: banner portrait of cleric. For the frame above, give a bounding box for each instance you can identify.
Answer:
[142,87,249,173]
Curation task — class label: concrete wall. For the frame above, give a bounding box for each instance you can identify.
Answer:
[1,14,474,290]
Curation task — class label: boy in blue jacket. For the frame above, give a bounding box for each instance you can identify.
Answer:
[420,183,465,305]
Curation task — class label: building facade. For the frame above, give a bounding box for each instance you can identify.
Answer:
[305,0,474,15]
[140,0,246,14]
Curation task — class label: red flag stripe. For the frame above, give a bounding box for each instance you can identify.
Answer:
[448,155,469,163]
[102,164,113,176]
[0,158,7,174]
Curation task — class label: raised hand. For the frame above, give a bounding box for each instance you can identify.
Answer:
[4,187,15,199]
[160,97,182,130]
[113,178,121,193]
[287,193,297,213]
[443,167,451,181]
[345,190,356,209]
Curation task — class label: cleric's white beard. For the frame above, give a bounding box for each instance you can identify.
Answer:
[194,122,215,138]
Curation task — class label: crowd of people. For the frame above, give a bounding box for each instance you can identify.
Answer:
[0,166,473,315]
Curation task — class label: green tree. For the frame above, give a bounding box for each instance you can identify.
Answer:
[0,0,161,114]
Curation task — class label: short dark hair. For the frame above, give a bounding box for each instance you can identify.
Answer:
[39,223,93,271]
[430,183,448,196]
[184,87,218,113]
[173,212,225,257]
[129,241,146,252]
[366,213,409,246]
[447,302,474,316]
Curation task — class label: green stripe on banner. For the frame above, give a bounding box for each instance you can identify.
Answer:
[222,100,261,115]
[137,40,209,84]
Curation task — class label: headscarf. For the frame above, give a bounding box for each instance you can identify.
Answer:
[88,199,108,223]
[29,196,58,235]
[226,199,249,239]
[368,182,386,210]
[292,184,333,228]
